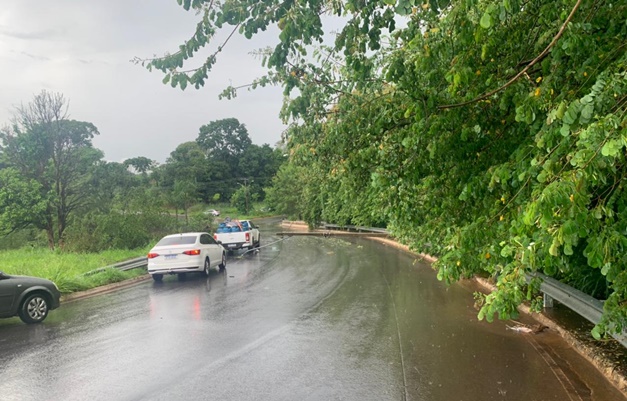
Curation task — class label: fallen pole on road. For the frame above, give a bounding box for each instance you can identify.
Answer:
[276,231,389,237]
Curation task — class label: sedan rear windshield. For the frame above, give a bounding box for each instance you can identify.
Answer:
[156,236,197,246]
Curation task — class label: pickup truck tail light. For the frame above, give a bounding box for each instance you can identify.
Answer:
[147,253,159,259]
[214,234,218,241]
[183,249,201,256]
[246,232,250,242]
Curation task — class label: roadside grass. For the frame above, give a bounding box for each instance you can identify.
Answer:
[0,247,150,294]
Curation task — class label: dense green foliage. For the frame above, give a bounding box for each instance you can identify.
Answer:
[147,0,627,338]
[1,93,282,265]
[264,163,308,220]
[153,118,286,208]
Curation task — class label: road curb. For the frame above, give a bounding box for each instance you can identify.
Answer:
[61,274,152,303]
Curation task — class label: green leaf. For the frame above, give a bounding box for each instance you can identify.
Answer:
[601,263,610,276]
[480,11,492,29]
[549,238,560,256]
[563,100,582,125]
[563,109,576,124]
[593,208,603,219]
[580,103,594,123]
[601,140,620,157]
[485,310,494,323]
[179,77,188,90]
[560,124,570,137]
[504,0,513,13]
[564,243,573,255]
[556,102,566,119]
[453,73,461,86]
[591,325,602,340]
[537,171,547,183]
[404,107,412,119]
[584,237,604,268]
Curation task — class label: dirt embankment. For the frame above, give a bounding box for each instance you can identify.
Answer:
[281,220,627,394]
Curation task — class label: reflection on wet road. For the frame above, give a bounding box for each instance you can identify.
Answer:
[0,220,623,400]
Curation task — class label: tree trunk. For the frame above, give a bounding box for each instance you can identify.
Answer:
[46,227,56,250]
[57,219,66,250]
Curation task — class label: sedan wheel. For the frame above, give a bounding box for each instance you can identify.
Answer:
[203,258,211,277]
[219,253,226,271]
[18,294,49,324]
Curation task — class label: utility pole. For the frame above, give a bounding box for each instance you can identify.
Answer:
[244,177,249,214]
[238,177,253,214]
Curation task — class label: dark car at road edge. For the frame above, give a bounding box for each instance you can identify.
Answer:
[0,271,61,324]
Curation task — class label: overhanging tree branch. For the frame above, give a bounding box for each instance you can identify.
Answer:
[438,0,583,110]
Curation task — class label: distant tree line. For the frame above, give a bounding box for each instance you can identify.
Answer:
[0,91,285,252]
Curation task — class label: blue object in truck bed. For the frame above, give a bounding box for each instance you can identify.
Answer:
[216,220,251,233]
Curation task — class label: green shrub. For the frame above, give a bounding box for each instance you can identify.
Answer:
[64,211,179,252]
[0,228,47,251]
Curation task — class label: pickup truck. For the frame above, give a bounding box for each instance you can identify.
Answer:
[213,219,260,251]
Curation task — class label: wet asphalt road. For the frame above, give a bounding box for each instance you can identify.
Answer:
[0,220,624,401]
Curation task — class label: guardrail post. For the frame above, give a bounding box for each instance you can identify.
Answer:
[543,293,554,308]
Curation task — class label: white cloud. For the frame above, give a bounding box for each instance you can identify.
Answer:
[0,0,287,164]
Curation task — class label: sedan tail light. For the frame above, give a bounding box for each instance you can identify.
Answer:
[183,249,201,256]
[147,253,159,259]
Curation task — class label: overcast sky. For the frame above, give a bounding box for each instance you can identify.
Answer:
[0,0,287,164]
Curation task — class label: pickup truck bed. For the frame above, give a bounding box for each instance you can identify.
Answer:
[213,220,260,251]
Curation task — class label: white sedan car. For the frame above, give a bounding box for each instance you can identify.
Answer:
[147,232,226,281]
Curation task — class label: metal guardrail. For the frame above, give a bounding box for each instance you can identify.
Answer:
[113,256,148,271]
[529,272,626,347]
[321,223,389,234]
[83,256,148,276]
[530,273,603,323]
